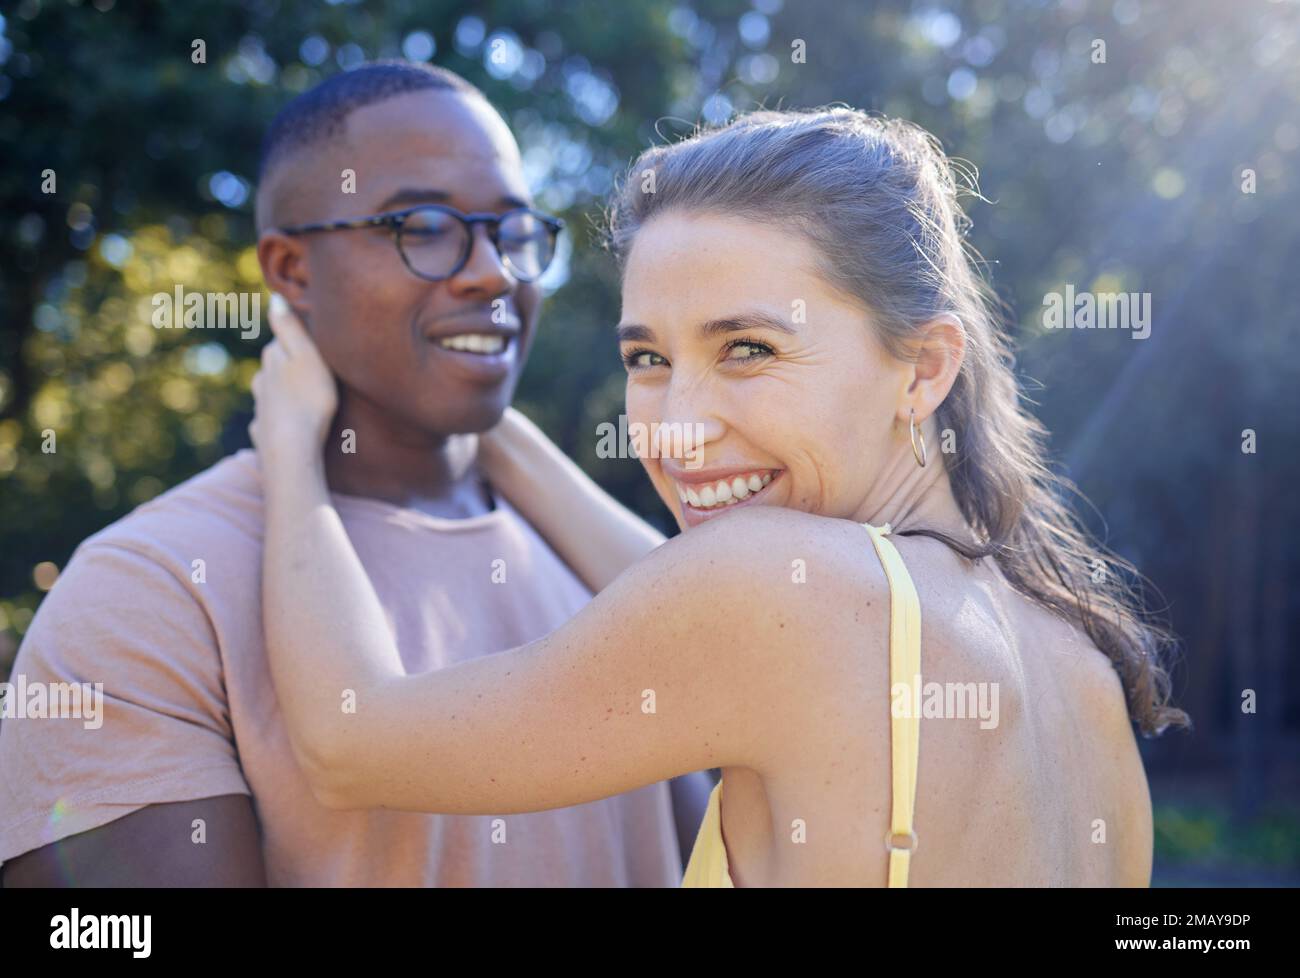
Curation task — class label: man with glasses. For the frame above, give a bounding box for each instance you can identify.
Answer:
[0,61,701,886]
[280,197,563,285]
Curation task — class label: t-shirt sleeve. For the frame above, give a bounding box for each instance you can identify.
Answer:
[0,541,251,864]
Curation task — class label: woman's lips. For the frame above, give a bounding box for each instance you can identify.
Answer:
[669,468,784,524]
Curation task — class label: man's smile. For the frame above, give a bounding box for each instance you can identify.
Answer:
[421,312,521,383]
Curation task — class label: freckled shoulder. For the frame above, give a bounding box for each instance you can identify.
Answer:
[671,506,889,599]
[662,506,892,682]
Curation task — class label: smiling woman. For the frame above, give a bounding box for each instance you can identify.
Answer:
[606,108,1186,739]
[249,105,1186,888]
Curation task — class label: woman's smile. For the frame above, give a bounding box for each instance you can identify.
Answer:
[662,464,785,526]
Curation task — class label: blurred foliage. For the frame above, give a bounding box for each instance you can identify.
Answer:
[0,0,699,644]
[1154,801,1300,884]
[1,0,1299,880]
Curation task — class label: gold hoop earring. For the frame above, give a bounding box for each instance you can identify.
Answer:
[909,408,928,468]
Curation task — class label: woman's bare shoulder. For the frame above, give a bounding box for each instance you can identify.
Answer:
[652,507,893,667]
[670,504,894,658]
[661,508,892,636]
[653,508,897,771]
[666,506,889,581]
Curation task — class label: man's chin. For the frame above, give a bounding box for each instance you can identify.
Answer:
[425,392,514,436]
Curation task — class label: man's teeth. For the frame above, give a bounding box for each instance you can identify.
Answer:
[439,333,507,354]
[676,472,774,510]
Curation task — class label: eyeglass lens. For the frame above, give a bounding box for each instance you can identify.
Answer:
[399,207,555,281]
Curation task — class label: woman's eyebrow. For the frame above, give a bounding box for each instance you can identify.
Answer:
[616,323,655,343]
[698,311,798,337]
[617,312,797,345]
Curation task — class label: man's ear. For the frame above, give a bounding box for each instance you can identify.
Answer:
[257,230,311,311]
[899,312,966,422]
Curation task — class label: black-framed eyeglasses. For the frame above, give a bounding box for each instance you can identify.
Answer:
[280,204,564,284]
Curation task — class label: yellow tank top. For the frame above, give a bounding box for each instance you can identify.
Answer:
[680,521,922,888]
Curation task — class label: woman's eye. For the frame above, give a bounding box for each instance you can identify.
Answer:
[724,340,774,362]
[622,349,666,370]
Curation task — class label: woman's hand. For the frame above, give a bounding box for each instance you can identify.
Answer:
[249,294,338,470]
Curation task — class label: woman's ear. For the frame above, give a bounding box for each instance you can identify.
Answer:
[257,230,312,311]
[901,312,966,421]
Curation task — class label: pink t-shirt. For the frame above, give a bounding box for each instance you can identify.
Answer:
[0,449,681,886]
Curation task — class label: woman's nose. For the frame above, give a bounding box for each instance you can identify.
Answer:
[657,387,726,467]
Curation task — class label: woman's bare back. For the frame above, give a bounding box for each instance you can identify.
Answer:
[714,529,1153,887]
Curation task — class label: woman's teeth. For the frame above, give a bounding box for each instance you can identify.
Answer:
[676,471,774,510]
[439,333,507,354]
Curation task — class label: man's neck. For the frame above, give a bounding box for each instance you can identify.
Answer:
[321,393,494,520]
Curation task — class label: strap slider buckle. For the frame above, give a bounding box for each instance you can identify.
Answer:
[885,829,918,854]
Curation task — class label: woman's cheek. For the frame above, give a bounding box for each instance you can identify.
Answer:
[624,381,654,426]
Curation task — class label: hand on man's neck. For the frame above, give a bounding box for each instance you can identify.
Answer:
[321,391,496,520]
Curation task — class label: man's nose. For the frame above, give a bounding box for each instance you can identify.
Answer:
[449,224,515,298]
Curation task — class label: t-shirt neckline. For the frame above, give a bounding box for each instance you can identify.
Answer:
[235,448,513,533]
[332,487,512,533]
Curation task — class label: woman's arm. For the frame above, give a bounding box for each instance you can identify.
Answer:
[253,300,880,816]
[261,439,798,811]
[478,407,666,593]
[261,457,824,813]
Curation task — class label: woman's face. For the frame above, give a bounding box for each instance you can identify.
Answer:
[619,211,913,530]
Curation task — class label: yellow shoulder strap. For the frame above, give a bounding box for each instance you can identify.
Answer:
[863,522,922,888]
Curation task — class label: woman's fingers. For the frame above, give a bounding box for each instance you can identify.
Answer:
[253,293,338,454]
[267,293,313,357]
[267,294,333,384]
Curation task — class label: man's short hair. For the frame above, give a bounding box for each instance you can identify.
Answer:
[257,60,485,187]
